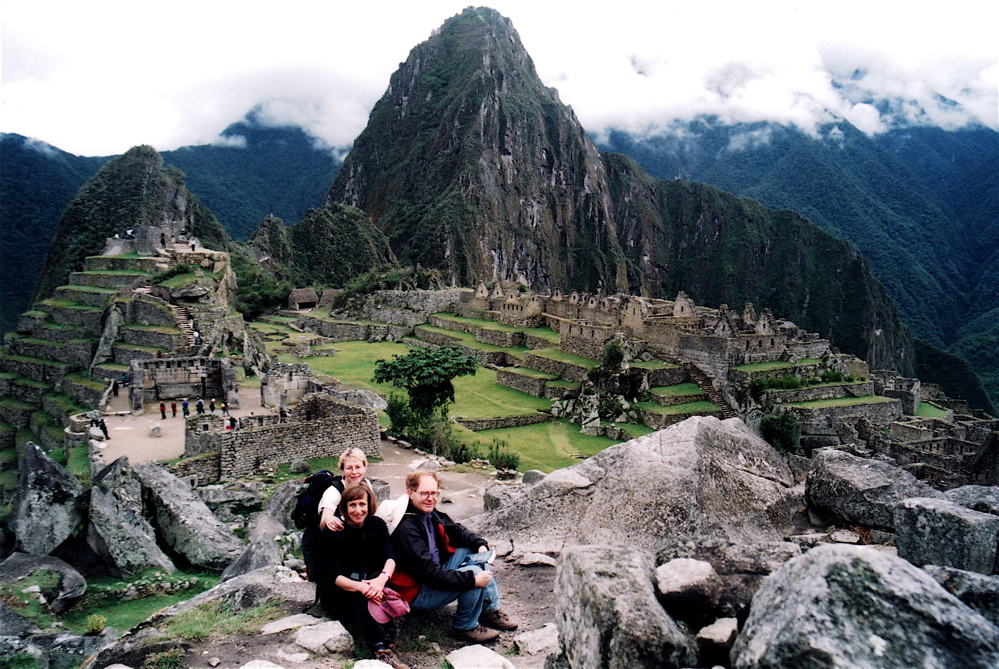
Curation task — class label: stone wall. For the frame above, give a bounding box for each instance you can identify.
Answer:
[521,352,591,384]
[641,365,688,387]
[185,394,380,480]
[45,305,103,331]
[119,326,185,351]
[406,337,511,367]
[477,328,525,348]
[170,453,222,485]
[261,362,316,408]
[130,357,235,405]
[785,397,903,429]
[496,369,551,397]
[456,413,550,431]
[559,322,612,361]
[765,382,875,405]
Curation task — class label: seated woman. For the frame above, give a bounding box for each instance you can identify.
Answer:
[317,484,409,669]
[302,448,373,580]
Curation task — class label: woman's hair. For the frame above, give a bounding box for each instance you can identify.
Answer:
[338,482,377,518]
[338,447,368,471]
[405,470,441,492]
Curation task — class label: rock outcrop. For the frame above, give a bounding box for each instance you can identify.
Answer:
[469,416,797,554]
[551,544,696,669]
[87,457,176,576]
[133,462,242,571]
[895,497,999,574]
[805,448,942,530]
[13,443,84,556]
[731,544,999,668]
[0,552,87,615]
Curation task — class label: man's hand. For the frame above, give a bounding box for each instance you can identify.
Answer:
[473,570,493,588]
[320,507,343,532]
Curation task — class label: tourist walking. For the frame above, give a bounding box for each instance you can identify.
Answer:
[171,401,177,417]
[209,399,216,414]
[159,402,167,419]
[182,399,190,417]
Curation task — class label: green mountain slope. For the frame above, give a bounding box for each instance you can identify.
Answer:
[0,134,107,335]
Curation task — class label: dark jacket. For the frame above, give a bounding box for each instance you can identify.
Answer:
[390,501,487,597]
[316,515,394,585]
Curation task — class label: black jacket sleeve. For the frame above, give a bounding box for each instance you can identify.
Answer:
[391,507,478,591]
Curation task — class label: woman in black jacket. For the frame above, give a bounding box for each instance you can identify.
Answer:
[317,484,409,669]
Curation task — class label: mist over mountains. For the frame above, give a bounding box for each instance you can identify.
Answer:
[1,7,995,411]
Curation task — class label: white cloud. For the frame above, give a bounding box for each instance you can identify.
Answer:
[1,0,995,156]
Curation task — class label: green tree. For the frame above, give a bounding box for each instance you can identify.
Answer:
[760,412,801,455]
[373,347,477,422]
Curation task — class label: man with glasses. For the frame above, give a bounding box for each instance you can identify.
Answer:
[389,471,518,643]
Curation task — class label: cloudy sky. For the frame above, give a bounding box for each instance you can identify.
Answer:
[2,0,996,156]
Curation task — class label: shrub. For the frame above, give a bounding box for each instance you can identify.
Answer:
[601,338,626,369]
[760,412,801,455]
[84,614,106,635]
[385,393,414,435]
[487,439,521,471]
[446,441,483,464]
[820,369,844,383]
[143,648,185,669]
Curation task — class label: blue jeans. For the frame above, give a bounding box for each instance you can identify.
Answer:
[409,547,499,630]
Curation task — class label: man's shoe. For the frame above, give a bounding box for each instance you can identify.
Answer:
[479,609,519,631]
[376,648,411,669]
[450,624,500,644]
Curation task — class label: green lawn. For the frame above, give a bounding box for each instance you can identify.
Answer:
[302,341,411,393]
[636,400,721,415]
[916,402,948,418]
[529,347,598,369]
[415,325,529,354]
[787,395,896,408]
[431,313,561,344]
[475,419,619,472]
[451,368,550,419]
[649,383,703,397]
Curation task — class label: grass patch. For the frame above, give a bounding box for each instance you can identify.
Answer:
[302,341,412,392]
[787,395,896,408]
[67,446,91,482]
[529,348,598,370]
[451,368,550,419]
[160,598,285,640]
[916,401,948,418]
[124,324,183,335]
[475,419,618,472]
[732,358,822,372]
[66,372,105,391]
[615,423,656,439]
[416,325,528,354]
[501,366,559,380]
[649,383,703,397]
[636,400,721,415]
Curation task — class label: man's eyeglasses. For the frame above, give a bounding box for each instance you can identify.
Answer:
[416,490,441,499]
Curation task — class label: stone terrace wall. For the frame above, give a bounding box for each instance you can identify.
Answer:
[405,337,511,367]
[521,352,591,384]
[456,414,550,431]
[786,397,903,429]
[496,369,550,397]
[170,453,222,485]
[477,329,525,348]
[559,322,611,361]
[765,382,874,405]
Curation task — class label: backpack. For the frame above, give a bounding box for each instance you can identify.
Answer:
[291,470,344,530]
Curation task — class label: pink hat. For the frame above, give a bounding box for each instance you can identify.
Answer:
[368,587,410,623]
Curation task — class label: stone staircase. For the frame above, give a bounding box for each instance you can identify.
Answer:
[685,363,738,419]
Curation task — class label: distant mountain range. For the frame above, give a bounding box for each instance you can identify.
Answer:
[1,7,995,412]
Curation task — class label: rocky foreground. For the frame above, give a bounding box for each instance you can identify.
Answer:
[2,417,998,668]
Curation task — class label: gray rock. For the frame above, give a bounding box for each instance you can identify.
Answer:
[519,553,558,567]
[483,484,522,511]
[923,565,999,627]
[221,536,283,582]
[731,544,999,668]
[293,620,353,654]
[805,449,942,531]
[266,480,301,529]
[87,457,175,576]
[133,462,243,571]
[655,557,724,627]
[13,443,85,556]
[895,497,999,574]
[554,544,696,669]
[1,600,40,635]
[945,485,999,516]
[514,622,559,656]
[369,478,391,503]
[247,512,287,541]
[260,613,323,635]
[197,483,266,514]
[289,459,311,474]
[148,424,161,437]
[696,617,738,667]
[522,470,547,485]
[446,644,515,668]
[469,417,798,555]
[0,553,87,615]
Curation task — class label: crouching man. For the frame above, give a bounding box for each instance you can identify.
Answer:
[390,471,518,643]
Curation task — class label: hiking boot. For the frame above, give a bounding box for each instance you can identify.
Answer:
[450,624,500,644]
[376,648,411,669]
[479,608,519,631]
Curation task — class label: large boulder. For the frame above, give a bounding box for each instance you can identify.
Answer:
[945,485,999,516]
[469,417,797,554]
[265,480,301,529]
[0,601,40,636]
[220,535,282,582]
[923,565,999,628]
[552,544,696,669]
[87,457,176,576]
[0,552,87,614]
[13,443,85,556]
[132,462,242,571]
[895,497,999,574]
[196,482,266,514]
[805,449,942,531]
[731,544,999,668]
